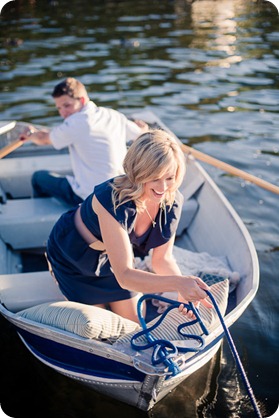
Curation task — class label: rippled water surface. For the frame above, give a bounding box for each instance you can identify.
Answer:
[0,0,278,417]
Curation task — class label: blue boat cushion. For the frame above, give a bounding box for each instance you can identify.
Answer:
[18,301,140,340]
[113,278,229,348]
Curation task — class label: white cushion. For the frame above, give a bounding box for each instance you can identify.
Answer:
[114,279,229,348]
[18,301,140,340]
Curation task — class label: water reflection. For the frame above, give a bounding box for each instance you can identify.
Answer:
[150,348,223,418]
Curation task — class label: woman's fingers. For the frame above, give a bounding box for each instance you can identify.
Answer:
[178,303,194,318]
[179,276,213,308]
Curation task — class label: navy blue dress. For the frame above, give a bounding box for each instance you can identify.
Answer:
[47,178,183,304]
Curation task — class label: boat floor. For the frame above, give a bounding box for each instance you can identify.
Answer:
[21,250,48,273]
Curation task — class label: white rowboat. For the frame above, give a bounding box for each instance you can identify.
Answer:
[0,110,259,411]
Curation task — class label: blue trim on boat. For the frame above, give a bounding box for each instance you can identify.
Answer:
[17,327,146,382]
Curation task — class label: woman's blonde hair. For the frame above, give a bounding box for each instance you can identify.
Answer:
[112,129,186,211]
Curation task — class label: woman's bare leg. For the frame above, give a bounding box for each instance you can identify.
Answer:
[94,303,107,309]
[109,294,146,324]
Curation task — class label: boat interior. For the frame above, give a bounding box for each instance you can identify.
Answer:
[0,162,237,326]
[0,155,202,273]
[0,118,257,329]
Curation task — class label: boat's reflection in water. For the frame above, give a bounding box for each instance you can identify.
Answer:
[149,346,223,418]
[150,343,256,418]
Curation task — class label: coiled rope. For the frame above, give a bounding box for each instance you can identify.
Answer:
[131,293,209,377]
[131,291,262,417]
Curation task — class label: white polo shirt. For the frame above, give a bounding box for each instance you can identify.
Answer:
[50,101,142,199]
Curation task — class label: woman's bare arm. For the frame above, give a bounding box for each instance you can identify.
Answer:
[151,235,181,275]
[93,195,212,307]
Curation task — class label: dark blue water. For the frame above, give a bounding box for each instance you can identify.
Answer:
[0,1,278,417]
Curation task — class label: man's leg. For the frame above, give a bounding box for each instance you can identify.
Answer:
[31,170,83,206]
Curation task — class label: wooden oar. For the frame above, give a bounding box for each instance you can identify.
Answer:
[181,143,279,195]
[0,138,27,159]
[0,124,35,159]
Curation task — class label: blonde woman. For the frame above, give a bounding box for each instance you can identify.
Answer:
[47,130,212,323]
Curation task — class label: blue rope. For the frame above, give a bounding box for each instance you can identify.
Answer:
[131,294,209,377]
[205,290,262,418]
[132,291,262,417]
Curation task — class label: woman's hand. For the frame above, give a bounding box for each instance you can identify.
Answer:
[177,275,213,316]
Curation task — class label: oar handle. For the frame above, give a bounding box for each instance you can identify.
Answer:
[0,138,27,159]
[0,125,34,159]
[181,143,279,195]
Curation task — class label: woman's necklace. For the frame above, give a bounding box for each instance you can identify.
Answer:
[145,206,156,228]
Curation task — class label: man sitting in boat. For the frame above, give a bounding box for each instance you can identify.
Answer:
[46,130,212,323]
[20,77,148,206]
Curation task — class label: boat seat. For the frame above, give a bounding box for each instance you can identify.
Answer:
[0,270,65,312]
[176,173,205,236]
[176,197,199,237]
[0,197,71,250]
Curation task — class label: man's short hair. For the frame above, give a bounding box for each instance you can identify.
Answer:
[52,77,88,99]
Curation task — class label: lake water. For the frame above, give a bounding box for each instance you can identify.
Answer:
[0,0,278,417]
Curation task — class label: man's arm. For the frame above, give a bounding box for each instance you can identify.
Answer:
[133,119,149,132]
[20,126,52,146]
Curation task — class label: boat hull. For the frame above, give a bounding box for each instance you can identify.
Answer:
[15,323,222,410]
